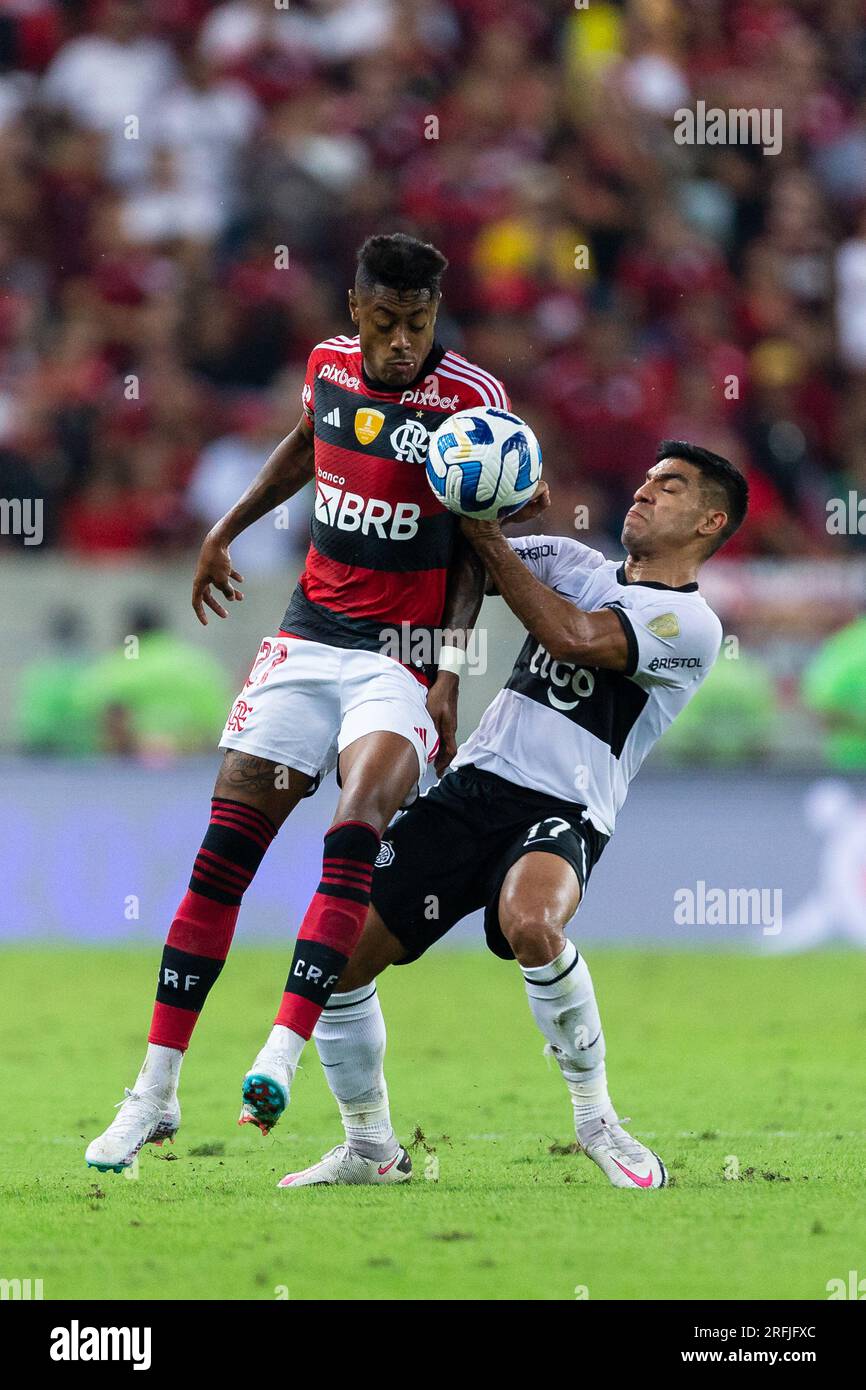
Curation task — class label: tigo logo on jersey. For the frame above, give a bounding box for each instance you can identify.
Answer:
[390,418,429,463]
[529,643,596,711]
[354,408,385,444]
[314,481,420,539]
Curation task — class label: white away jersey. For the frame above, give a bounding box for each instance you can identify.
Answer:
[452,535,723,835]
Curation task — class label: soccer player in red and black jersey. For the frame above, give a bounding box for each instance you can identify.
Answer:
[85,233,545,1172]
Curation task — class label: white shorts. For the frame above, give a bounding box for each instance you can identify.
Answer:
[219,636,439,784]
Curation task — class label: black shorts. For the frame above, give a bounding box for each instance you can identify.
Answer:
[370,763,609,963]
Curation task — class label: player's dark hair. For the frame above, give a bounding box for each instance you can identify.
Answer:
[355,233,447,299]
[656,440,749,554]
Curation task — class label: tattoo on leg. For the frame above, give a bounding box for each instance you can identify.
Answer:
[218,751,286,795]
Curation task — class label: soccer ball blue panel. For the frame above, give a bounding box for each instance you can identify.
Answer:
[426,407,543,520]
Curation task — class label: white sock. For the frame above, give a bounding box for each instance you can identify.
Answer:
[521,941,611,1125]
[135,1044,182,1102]
[313,984,397,1162]
[262,1025,306,1075]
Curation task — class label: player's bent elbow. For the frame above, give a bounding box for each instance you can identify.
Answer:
[546,630,594,665]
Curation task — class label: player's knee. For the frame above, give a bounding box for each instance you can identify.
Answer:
[500,906,566,968]
[334,797,390,836]
[337,737,420,831]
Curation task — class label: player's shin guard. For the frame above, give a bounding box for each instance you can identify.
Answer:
[274,821,381,1040]
[148,798,277,1052]
[313,984,396,1161]
[522,941,611,1123]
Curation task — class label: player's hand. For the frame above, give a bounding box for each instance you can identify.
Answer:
[459,482,551,544]
[192,531,245,625]
[426,671,459,775]
[508,479,550,523]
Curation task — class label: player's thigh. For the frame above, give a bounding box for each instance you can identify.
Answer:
[369,777,488,965]
[498,851,582,939]
[488,817,592,964]
[335,730,420,832]
[335,904,409,992]
[337,651,438,822]
[218,636,343,818]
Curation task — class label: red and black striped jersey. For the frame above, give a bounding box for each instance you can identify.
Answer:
[280,335,510,682]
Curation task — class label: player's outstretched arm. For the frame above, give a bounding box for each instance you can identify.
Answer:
[426,532,486,773]
[192,415,316,625]
[461,518,630,672]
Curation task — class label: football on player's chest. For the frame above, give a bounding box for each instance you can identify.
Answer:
[310,397,460,545]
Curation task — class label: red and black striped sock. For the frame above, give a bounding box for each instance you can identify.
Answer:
[149,798,277,1052]
[274,820,381,1040]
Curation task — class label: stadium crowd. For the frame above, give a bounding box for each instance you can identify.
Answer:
[1,0,866,560]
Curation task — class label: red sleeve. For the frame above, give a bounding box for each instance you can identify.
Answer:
[302,350,318,423]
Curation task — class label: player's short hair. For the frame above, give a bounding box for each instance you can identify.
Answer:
[655,439,749,554]
[355,233,448,300]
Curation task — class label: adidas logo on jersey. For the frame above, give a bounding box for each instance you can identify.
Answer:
[314,481,420,539]
[322,407,341,427]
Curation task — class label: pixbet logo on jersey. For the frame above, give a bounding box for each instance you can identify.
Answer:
[315,474,420,539]
[399,374,459,410]
[317,362,361,390]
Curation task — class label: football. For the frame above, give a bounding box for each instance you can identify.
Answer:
[426,406,543,520]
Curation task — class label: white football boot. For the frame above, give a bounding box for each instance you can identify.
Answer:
[576,1108,667,1190]
[85,1087,180,1174]
[239,1049,292,1135]
[277,1143,412,1188]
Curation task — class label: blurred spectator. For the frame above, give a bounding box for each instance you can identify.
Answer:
[122,145,224,246]
[658,649,779,765]
[198,0,396,70]
[801,614,866,769]
[0,0,863,568]
[836,208,866,374]
[764,782,866,952]
[15,608,96,754]
[41,0,178,186]
[73,604,233,758]
[152,50,260,236]
[186,389,312,575]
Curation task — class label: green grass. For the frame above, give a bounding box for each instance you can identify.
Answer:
[1,946,865,1301]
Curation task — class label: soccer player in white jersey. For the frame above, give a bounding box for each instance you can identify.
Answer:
[274,441,749,1191]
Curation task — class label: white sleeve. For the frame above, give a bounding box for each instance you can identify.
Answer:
[507,535,606,594]
[607,597,723,690]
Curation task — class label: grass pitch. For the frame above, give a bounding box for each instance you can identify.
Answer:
[1,945,864,1301]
